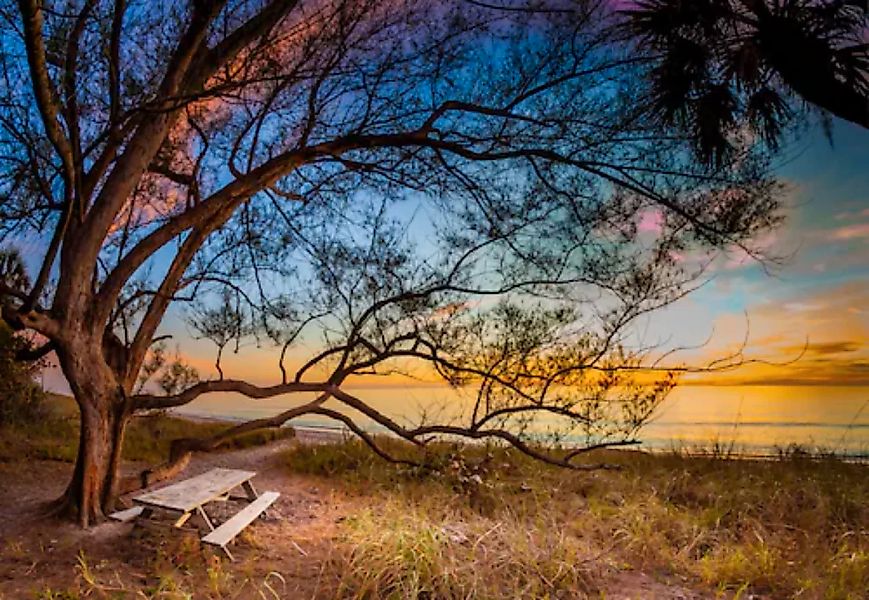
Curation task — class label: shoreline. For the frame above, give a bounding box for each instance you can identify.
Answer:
[170,410,869,463]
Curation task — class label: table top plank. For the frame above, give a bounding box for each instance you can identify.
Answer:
[133,468,256,512]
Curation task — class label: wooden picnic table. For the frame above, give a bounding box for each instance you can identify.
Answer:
[134,467,258,527]
[112,467,279,560]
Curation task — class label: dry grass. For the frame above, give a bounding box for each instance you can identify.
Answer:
[0,394,294,465]
[285,438,869,599]
[332,502,601,599]
[31,547,290,600]
[3,401,866,599]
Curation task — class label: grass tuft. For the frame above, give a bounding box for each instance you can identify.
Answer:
[334,501,599,599]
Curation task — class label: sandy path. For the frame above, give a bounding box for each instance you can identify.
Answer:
[0,435,351,598]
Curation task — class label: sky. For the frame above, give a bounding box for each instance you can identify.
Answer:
[190,119,869,389]
[11,0,861,395]
[640,120,869,386]
[38,120,868,394]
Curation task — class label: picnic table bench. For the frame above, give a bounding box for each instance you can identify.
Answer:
[110,467,279,560]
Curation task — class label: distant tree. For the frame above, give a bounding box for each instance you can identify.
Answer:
[0,322,47,425]
[0,249,45,425]
[189,289,251,381]
[0,248,30,294]
[621,0,868,165]
[0,0,783,526]
[157,354,200,397]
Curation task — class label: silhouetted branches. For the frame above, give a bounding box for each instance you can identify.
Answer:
[0,0,799,518]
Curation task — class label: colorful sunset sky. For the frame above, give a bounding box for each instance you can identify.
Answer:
[39,119,868,392]
[178,119,869,389]
[644,120,869,387]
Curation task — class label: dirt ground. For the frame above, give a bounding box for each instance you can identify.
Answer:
[0,434,713,599]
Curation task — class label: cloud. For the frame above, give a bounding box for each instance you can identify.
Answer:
[829,222,869,241]
[783,302,822,313]
[678,281,869,386]
[780,340,863,356]
[637,209,664,234]
[834,207,869,220]
[806,341,862,355]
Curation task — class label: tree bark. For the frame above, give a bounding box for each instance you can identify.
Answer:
[53,399,128,527]
[52,340,131,527]
[51,400,128,527]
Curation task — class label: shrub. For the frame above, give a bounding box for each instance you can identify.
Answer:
[0,322,47,425]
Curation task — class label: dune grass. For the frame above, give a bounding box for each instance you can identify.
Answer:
[0,394,294,464]
[284,438,869,599]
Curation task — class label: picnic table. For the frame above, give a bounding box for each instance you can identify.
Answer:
[110,467,279,560]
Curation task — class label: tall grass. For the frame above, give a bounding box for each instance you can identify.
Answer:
[285,438,869,599]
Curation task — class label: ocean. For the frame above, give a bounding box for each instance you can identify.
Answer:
[173,384,869,457]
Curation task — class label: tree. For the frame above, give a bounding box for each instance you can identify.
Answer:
[620,0,868,165]
[0,321,48,425]
[0,248,30,294]
[0,0,784,526]
[0,248,46,425]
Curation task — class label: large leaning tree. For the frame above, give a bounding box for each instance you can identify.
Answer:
[0,0,784,526]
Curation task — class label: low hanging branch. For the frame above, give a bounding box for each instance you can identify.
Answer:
[133,380,333,410]
[122,274,788,492]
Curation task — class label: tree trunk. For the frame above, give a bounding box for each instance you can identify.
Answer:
[54,401,128,527]
[53,341,131,527]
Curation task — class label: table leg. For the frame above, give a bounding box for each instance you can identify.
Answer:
[174,511,192,528]
[196,505,215,532]
[242,480,258,501]
[241,480,272,520]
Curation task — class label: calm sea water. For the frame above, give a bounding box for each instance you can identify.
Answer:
[173,385,869,457]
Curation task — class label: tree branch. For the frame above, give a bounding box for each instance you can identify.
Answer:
[60,0,226,309]
[132,380,333,410]
[17,0,76,193]
[123,201,239,390]
[15,340,55,362]
[121,393,329,492]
